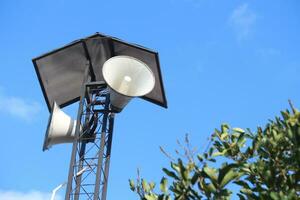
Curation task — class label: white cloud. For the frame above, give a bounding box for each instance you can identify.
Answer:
[0,88,41,122]
[229,3,257,41]
[0,190,62,200]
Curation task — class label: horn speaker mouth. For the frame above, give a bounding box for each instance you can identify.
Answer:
[102,56,155,111]
[102,55,155,97]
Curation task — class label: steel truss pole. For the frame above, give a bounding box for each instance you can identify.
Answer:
[65,67,90,200]
[65,80,115,200]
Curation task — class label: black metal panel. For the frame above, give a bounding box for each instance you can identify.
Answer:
[84,36,113,82]
[33,41,89,111]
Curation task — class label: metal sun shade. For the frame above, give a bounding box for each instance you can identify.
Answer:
[32,33,167,111]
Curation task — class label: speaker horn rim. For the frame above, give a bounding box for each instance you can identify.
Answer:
[102,55,156,98]
[42,101,57,151]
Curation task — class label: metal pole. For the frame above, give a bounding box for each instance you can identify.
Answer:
[73,142,87,200]
[65,67,90,200]
[101,114,115,200]
[65,81,115,200]
[74,95,92,200]
[93,94,110,200]
[65,80,115,200]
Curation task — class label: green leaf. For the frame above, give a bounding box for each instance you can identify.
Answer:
[237,132,246,147]
[203,166,218,186]
[171,162,180,173]
[221,123,230,132]
[270,192,279,200]
[162,168,179,180]
[220,132,229,140]
[199,179,216,194]
[142,179,150,193]
[145,194,157,200]
[234,180,250,189]
[233,127,245,134]
[218,163,239,187]
[191,173,199,185]
[129,179,135,191]
[160,177,168,193]
[177,159,189,181]
[197,154,204,162]
[220,170,243,188]
[149,182,156,190]
[237,194,246,200]
[208,147,214,156]
[212,150,227,157]
[240,188,253,195]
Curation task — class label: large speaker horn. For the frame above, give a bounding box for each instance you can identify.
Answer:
[43,102,77,151]
[102,55,155,112]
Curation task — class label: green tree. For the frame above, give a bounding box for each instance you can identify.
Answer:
[129,103,300,200]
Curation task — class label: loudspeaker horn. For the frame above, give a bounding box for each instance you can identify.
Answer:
[102,55,155,112]
[43,102,78,151]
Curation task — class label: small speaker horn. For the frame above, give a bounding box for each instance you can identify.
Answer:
[43,102,77,151]
[102,56,155,112]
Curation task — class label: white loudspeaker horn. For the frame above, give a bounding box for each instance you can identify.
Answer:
[102,55,155,112]
[43,102,77,151]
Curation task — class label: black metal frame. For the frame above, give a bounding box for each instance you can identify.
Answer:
[65,80,115,200]
[32,33,168,111]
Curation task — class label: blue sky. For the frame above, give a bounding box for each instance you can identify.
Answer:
[0,0,300,199]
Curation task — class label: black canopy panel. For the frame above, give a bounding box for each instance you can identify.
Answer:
[33,33,167,111]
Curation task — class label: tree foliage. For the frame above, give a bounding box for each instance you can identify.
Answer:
[129,104,300,199]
